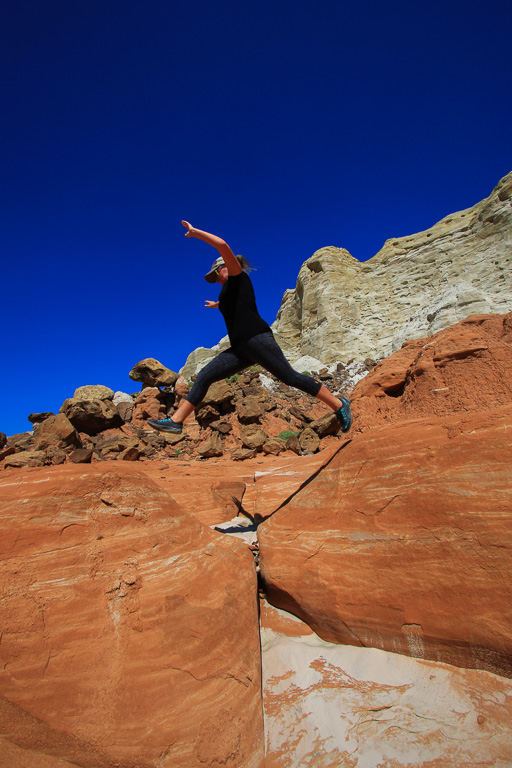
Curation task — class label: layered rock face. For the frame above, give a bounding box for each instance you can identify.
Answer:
[258,311,512,678]
[0,464,264,768]
[273,171,512,364]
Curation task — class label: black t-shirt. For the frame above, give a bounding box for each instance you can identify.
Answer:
[218,272,271,348]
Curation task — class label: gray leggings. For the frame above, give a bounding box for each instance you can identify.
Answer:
[186,331,322,406]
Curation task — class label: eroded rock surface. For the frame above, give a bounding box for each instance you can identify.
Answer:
[261,601,512,768]
[0,464,263,768]
[258,406,512,677]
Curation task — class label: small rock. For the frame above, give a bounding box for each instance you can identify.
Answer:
[231,448,258,461]
[209,420,232,434]
[262,437,286,456]
[299,427,320,454]
[112,391,134,406]
[286,434,301,455]
[236,396,265,424]
[117,401,133,423]
[174,376,190,401]
[200,380,233,407]
[118,446,142,461]
[310,413,339,438]
[69,448,93,464]
[196,404,221,427]
[240,425,268,451]
[197,432,223,458]
[28,412,54,424]
[45,447,68,465]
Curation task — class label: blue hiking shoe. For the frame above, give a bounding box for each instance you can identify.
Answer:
[335,397,353,433]
[147,418,183,434]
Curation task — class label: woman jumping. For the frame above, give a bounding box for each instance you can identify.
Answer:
[147,221,352,434]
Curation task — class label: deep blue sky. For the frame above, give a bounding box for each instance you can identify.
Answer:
[1,0,511,437]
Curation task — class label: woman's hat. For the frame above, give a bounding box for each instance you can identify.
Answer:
[204,256,226,283]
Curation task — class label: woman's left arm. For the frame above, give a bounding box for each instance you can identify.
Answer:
[181,220,242,276]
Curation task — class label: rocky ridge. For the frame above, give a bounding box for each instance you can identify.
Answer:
[0,357,369,471]
[181,170,512,378]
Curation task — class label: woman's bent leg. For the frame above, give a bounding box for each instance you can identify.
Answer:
[185,348,249,408]
[239,332,323,397]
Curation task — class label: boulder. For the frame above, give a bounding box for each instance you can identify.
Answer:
[236,396,265,424]
[197,431,223,458]
[0,432,6,450]
[129,358,179,388]
[200,380,234,408]
[112,391,134,406]
[298,426,320,454]
[73,385,114,401]
[69,447,93,464]
[231,448,258,461]
[262,437,286,456]
[0,464,264,767]
[240,425,268,451]
[259,405,512,677]
[32,413,81,451]
[3,450,46,468]
[60,398,122,436]
[27,411,54,424]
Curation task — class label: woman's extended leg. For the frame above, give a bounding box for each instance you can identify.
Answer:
[238,332,353,432]
[148,347,249,432]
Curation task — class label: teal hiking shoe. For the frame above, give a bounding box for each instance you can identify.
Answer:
[147,418,183,434]
[335,397,352,433]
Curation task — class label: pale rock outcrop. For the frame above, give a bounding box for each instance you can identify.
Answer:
[180,171,512,374]
[180,339,229,380]
[273,171,512,364]
[0,464,264,768]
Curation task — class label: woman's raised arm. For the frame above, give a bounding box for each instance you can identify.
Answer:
[181,220,242,276]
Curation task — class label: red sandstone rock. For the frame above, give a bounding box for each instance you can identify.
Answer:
[0,464,264,768]
[258,405,512,677]
[352,312,512,432]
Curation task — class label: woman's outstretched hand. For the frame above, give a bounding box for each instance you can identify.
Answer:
[182,220,195,237]
[205,300,219,309]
